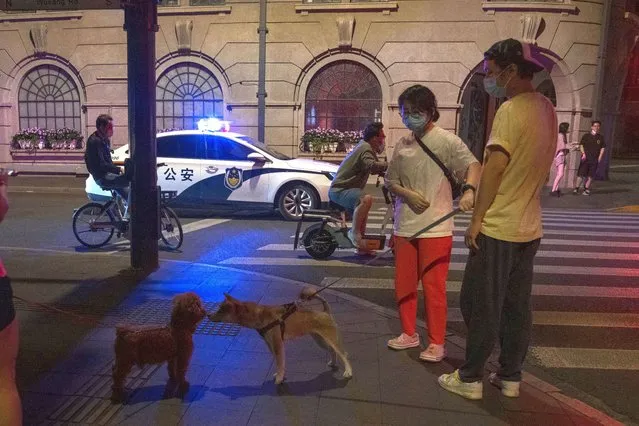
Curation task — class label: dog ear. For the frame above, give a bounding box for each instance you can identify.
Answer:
[224,293,239,303]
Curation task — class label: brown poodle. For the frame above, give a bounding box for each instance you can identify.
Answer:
[111,292,206,403]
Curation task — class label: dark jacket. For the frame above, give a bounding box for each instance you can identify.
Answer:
[330,140,387,190]
[84,131,120,180]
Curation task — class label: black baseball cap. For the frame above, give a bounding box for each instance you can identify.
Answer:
[484,38,545,73]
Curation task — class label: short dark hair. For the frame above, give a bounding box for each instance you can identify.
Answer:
[397,85,441,122]
[363,122,384,142]
[484,38,544,80]
[591,120,601,126]
[96,114,113,129]
[559,122,569,134]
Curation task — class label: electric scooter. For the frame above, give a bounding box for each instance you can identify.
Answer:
[294,174,394,260]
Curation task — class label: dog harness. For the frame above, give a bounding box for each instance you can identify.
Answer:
[257,302,297,339]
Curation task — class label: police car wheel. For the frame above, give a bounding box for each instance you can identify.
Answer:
[278,183,318,221]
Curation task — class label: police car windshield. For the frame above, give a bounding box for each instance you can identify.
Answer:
[238,136,291,160]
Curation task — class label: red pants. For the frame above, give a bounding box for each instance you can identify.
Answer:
[394,236,452,345]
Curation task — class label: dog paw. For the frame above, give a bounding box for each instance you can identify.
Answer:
[110,389,126,404]
[273,373,286,385]
[342,370,353,380]
[177,381,190,397]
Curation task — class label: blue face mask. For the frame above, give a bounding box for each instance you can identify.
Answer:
[402,113,429,134]
[483,67,512,98]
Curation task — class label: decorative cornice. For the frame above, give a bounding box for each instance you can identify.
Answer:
[158,5,231,16]
[0,11,83,22]
[296,2,397,15]
[481,1,577,16]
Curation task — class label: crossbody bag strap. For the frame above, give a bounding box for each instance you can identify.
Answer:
[413,133,457,185]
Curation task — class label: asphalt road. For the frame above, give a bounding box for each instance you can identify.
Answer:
[2,191,639,424]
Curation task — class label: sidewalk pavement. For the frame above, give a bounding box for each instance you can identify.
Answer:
[10,251,629,426]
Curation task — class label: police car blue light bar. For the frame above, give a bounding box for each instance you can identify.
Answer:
[197,118,231,132]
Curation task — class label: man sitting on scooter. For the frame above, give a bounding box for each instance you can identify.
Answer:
[329,122,388,254]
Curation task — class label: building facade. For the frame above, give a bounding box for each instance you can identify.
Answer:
[0,0,614,189]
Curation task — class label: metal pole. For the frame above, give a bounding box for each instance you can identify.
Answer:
[593,0,612,180]
[124,0,159,272]
[257,0,267,142]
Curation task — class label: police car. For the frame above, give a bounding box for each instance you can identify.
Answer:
[85,118,339,220]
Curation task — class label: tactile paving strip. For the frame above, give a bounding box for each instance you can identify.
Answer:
[46,361,161,425]
[15,298,240,336]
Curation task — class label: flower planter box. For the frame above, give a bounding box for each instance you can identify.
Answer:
[10,149,85,163]
[297,152,347,165]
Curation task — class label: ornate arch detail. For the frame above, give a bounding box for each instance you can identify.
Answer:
[293,48,392,104]
[3,54,86,106]
[5,55,87,133]
[155,61,225,131]
[156,51,231,93]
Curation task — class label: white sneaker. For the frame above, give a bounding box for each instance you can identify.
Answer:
[438,370,483,400]
[419,344,446,362]
[488,372,520,397]
[347,228,360,248]
[387,333,420,350]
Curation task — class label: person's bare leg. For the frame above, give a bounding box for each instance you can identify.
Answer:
[585,176,593,190]
[356,195,373,238]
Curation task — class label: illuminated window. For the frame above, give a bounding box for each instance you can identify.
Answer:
[18,64,81,131]
[305,60,382,132]
[156,63,224,131]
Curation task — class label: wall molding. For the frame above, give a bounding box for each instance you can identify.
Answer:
[296,2,397,15]
[158,5,231,16]
[481,1,577,16]
[0,11,83,23]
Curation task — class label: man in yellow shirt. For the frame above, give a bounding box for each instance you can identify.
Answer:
[439,39,557,400]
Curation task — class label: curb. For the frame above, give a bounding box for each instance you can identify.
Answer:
[8,186,85,194]
[160,259,630,426]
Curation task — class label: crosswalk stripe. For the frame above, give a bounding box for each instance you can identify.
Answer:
[260,244,639,261]
[444,308,639,328]
[219,257,639,277]
[529,347,639,370]
[318,277,639,298]
[452,218,639,230]
[290,226,639,238]
[180,218,230,233]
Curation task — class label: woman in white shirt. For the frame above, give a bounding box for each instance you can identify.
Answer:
[550,122,570,196]
[385,85,481,362]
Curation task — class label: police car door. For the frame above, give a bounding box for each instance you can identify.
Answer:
[199,135,271,209]
[156,133,205,207]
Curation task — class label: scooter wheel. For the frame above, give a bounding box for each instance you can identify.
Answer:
[304,228,337,260]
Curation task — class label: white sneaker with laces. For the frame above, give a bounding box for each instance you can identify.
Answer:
[438,370,483,400]
[387,333,420,350]
[488,372,520,397]
[419,343,446,362]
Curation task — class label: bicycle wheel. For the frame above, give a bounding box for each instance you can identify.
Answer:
[72,202,115,248]
[159,206,183,250]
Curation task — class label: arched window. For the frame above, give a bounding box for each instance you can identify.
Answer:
[18,64,81,130]
[305,61,382,132]
[156,63,224,130]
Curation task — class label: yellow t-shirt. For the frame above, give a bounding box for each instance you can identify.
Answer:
[481,92,558,242]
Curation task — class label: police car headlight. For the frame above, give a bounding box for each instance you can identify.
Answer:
[324,171,337,181]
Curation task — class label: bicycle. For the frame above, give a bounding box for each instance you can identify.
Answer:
[72,168,183,251]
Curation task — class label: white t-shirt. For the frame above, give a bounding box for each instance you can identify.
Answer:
[385,126,478,238]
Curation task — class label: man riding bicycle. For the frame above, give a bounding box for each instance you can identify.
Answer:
[328,122,388,254]
[84,114,129,201]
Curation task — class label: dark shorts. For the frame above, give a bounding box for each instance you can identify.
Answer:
[577,160,598,178]
[328,188,362,213]
[0,276,16,332]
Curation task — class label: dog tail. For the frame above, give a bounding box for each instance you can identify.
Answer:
[300,287,331,314]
